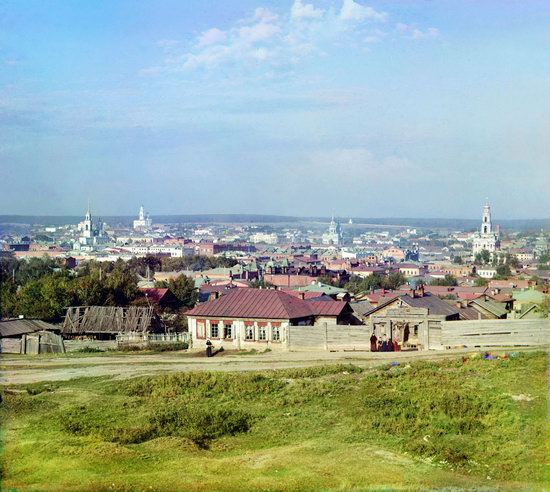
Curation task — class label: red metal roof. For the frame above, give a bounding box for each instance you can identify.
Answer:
[306,300,348,316]
[186,288,316,320]
[139,288,171,303]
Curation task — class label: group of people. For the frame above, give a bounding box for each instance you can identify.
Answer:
[370,333,400,352]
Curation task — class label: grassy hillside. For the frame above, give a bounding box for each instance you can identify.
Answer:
[1,352,547,491]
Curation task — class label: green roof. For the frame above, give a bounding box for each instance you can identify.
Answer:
[513,288,547,305]
[201,265,243,276]
[295,282,348,295]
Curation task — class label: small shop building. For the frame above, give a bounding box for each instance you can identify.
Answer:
[186,288,356,351]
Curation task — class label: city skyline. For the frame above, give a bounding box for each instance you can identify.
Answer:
[2,0,549,218]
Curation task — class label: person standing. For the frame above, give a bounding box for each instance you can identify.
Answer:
[205,338,213,357]
[370,332,378,352]
[380,335,388,352]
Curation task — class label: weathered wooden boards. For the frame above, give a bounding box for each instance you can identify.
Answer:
[62,306,154,334]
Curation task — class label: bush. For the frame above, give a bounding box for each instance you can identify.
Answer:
[61,400,251,448]
[75,346,105,353]
[149,403,251,447]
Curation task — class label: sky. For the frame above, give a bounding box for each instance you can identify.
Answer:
[1,0,549,219]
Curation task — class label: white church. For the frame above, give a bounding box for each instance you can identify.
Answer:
[74,203,107,252]
[322,216,343,246]
[133,205,152,230]
[472,200,500,260]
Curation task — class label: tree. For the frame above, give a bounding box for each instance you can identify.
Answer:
[452,255,464,265]
[155,274,197,308]
[15,273,76,321]
[248,279,276,289]
[345,274,383,294]
[382,272,406,291]
[104,259,139,306]
[507,255,520,269]
[429,274,458,287]
[495,264,512,279]
[474,277,489,287]
[317,275,335,286]
[480,249,491,265]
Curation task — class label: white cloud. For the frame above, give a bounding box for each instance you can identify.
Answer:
[291,0,324,20]
[397,23,439,40]
[198,28,227,47]
[147,3,437,74]
[340,0,387,23]
[239,22,281,43]
[253,7,279,23]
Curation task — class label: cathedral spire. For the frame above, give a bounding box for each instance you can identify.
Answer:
[85,199,91,221]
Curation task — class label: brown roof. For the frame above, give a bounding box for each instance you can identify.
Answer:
[400,294,460,317]
[186,288,315,320]
[139,288,173,303]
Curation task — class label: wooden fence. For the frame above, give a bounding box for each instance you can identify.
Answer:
[287,319,550,352]
[288,324,371,352]
[440,319,549,348]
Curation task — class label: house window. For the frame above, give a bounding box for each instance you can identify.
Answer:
[210,323,219,338]
[224,324,232,339]
[245,325,254,340]
[197,322,205,339]
[258,325,267,341]
[272,326,280,342]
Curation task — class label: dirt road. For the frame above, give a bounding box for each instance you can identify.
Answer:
[1,347,532,385]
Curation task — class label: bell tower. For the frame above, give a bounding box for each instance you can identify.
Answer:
[481,199,492,235]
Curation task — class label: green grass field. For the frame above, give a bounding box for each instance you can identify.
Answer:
[1,351,548,491]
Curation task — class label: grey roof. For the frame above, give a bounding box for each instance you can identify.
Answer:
[400,294,460,317]
[350,300,375,316]
[0,319,59,338]
[471,298,508,317]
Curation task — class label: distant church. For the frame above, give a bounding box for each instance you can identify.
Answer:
[133,205,152,230]
[322,216,343,246]
[75,203,107,251]
[472,200,500,260]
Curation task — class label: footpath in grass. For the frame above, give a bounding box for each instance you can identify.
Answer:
[0,351,547,491]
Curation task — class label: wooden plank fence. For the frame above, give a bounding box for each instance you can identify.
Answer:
[288,324,371,352]
[288,319,550,352]
[441,319,549,348]
[62,306,154,334]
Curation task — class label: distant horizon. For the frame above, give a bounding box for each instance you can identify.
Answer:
[2,212,550,225]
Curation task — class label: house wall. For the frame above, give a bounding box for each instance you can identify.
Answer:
[188,317,289,351]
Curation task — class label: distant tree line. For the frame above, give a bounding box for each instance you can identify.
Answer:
[0,256,201,322]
